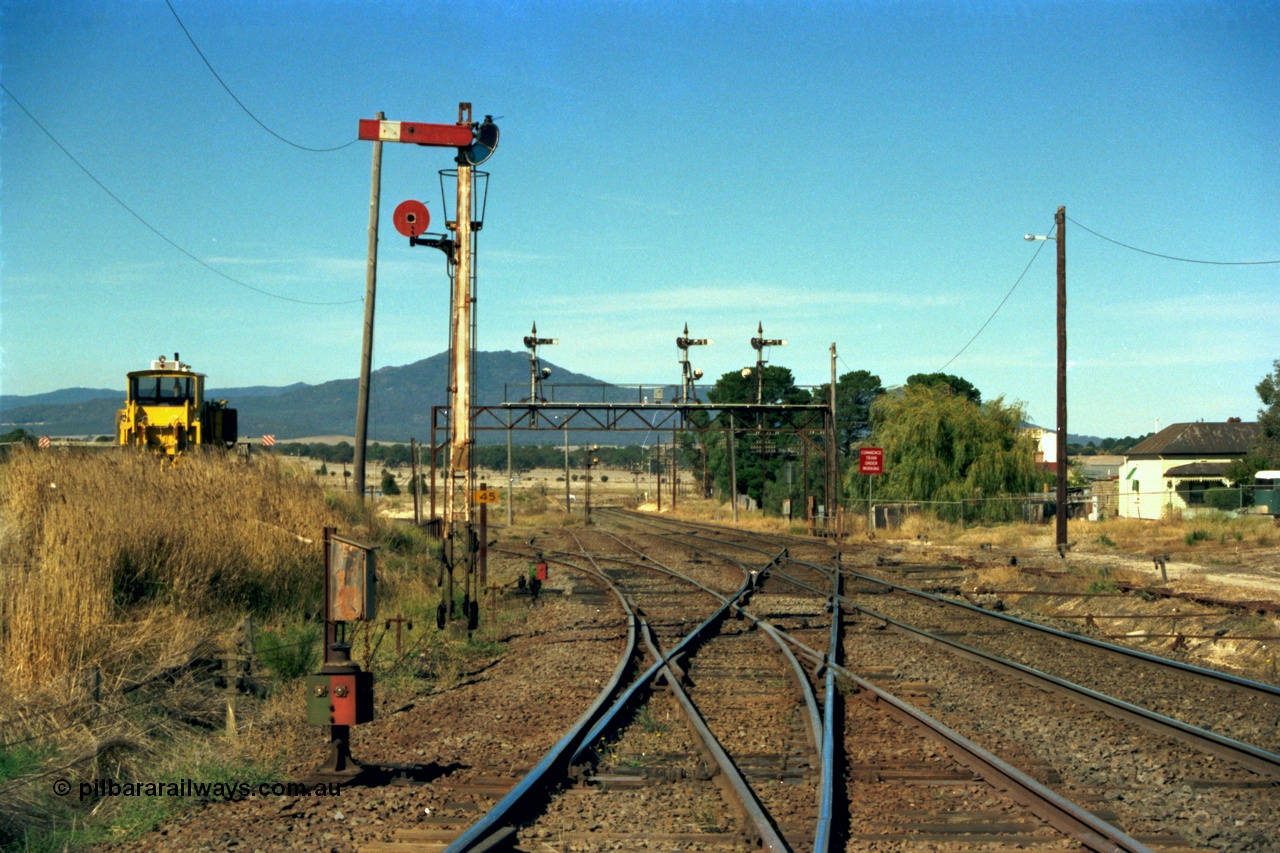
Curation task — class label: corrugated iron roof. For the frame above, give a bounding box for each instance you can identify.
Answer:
[1126,422,1258,458]
[1163,462,1231,477]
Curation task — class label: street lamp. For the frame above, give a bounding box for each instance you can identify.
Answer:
[1025,206,1068,553]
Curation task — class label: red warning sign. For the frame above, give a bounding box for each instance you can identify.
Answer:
[859,447,884,475]
[393,200,430,237]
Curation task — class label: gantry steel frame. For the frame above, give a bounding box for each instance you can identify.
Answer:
[425,400,839,532]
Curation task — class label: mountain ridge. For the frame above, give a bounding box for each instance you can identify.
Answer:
[0,351,662,444]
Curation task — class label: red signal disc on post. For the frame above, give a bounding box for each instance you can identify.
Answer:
[393,200,430,237]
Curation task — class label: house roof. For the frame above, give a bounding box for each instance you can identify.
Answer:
[1164,462,1231,477]
[1125,422,1258,458]
[1080,462,1120,480]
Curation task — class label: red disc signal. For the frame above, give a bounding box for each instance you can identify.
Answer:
[393,200,430,237]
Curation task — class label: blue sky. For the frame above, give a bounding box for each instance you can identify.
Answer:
[2,0,1276,438]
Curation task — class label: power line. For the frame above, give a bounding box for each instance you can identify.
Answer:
[1,83,360,306]
[938,221,1055,372]
[1068,217,1280,265]
[164,0,358,153]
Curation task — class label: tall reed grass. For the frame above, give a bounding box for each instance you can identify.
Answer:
[0,447,346,691]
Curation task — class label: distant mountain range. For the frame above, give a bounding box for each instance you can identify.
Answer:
[2,356,1131,447]
[0,352,674,445]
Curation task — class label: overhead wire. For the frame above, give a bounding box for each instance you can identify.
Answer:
[1068,217,1280,265]
[0,83,360,307]
[164,0,358,153]
[937,220,1055,372]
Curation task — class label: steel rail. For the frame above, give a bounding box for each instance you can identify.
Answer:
[442,550,638,852]
[745,557,1280,777]
[813,559,841,853]
[843,568,1280,698]
[635,618,791,852]
[484,538,783,847]
[508,518,1159,851]
[593,527,841,851]
[835,663,1155,853]
[592,530,825,765]
[608,509,1280,699]
[598,506,838,558]
[724,610,1155,853]
[845,598,1280,778]
[598,507,786,560]
[591,512,1177,851]
[724,620,1154,852]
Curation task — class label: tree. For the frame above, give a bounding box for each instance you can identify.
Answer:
[1225,359,1280,485]
[850,384,1038,521]
[380,469,400,495]
[0,428,35,445]
[702,365,812,513]
[1254,359,1280,463]
[815,369,885,453]
[906,372,981,405]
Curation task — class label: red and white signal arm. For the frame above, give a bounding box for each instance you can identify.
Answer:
[357,119,473,147]
[38,436,51,449]
[393,200,430,237]
[262,434,276,447]
[859,447,884,475]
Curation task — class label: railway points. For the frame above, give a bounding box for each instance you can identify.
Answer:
[83,509,1279,853]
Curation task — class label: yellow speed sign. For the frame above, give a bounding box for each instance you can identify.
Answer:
[472,489,500,504]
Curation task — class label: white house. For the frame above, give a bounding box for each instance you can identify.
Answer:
[1118,421,1258,519]
[1021,425,1059,470]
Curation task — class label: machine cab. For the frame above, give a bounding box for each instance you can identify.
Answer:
[129,370,201,408]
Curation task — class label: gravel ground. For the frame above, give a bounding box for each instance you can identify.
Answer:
[93,575,627,853]
[842,622,1278,853]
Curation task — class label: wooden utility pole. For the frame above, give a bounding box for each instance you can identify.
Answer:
[671,429,678,510]
[584,449,594,524]
[656,438,663,512]
[728,415,738,523]
[353,110,384,501]
[410,438,420,525]
[829,342,838,535]
[429,415,437,521]
[1055,206,1068,551]
[506,411,514,526]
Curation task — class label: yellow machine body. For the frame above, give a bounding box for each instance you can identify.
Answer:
[117,356,237,457]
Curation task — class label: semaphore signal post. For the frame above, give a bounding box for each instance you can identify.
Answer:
[358,103,499,630]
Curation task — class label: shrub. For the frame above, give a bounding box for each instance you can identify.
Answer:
[1184,529,1211,546]
[256,623,321,681]
[381,469,400,495]
[1203,488,1247,512]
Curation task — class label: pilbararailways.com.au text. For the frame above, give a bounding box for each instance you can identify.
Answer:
[57,778,342,802]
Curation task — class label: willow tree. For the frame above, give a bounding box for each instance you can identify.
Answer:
[852,383,1039,522]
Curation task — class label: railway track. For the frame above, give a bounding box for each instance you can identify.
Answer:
[600,509,1280,852]
[496,526,831,851]
[100,513,1277,853]
[585,510,1149,852]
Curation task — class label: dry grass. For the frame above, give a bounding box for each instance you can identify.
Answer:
[1085,513,1276,559]
[0,447,420,849]
[0,446,347,692]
